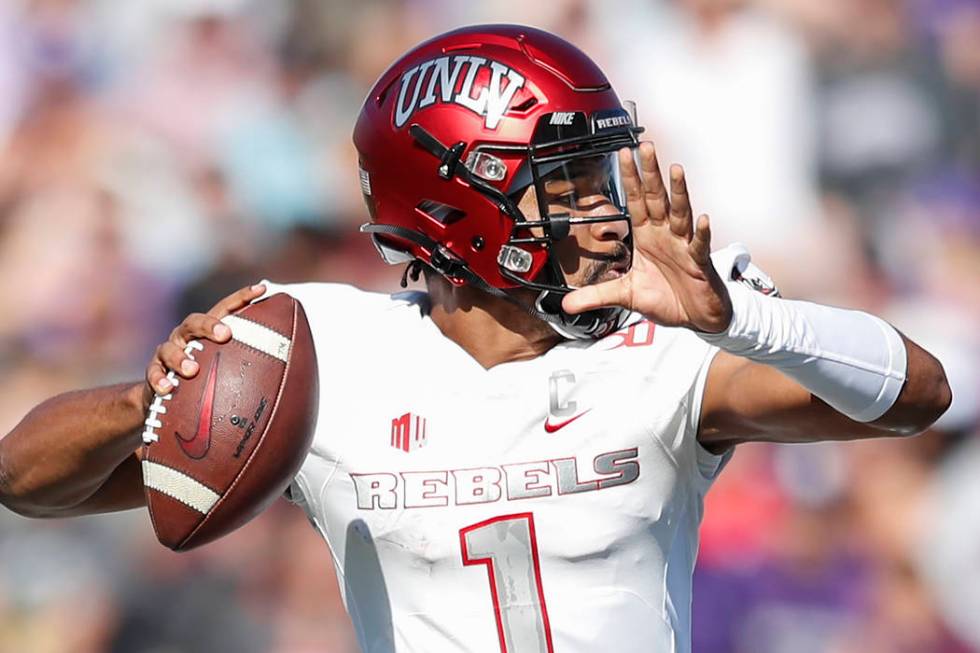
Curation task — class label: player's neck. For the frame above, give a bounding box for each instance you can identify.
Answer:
[424,275,561,369]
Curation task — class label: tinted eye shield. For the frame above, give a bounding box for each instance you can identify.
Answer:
[508,149,628,244]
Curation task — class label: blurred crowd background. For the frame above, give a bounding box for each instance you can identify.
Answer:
[0,0,977,651]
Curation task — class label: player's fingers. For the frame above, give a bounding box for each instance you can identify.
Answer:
[175,312,232,345]
[208,284,266,319]
[158,340,200,379]
[690,214,712,266]
[145,360,174,396]
[668,164,693,239]
[637,142,668,222]
[561,278,630,314]
[618,147,648,227]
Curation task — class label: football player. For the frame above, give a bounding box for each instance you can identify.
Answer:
[0,25,950,653]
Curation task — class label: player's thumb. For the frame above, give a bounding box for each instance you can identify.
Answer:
[561,279,628,315]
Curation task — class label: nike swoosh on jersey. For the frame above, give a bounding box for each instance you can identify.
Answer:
[544,409,592,433]
[175,352,220,459]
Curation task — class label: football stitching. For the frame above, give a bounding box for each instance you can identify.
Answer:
[142,341,203,445]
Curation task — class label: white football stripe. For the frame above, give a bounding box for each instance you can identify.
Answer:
[222,315,291,362]
[142,461,221,514]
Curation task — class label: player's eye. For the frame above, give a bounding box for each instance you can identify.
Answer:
[550,192,577,209]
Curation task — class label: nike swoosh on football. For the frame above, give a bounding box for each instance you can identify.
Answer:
[175,352,220,459]
[544,409,592,433]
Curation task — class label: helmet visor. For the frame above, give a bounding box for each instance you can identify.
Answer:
[533,151,627,230]
[504,149,632,261]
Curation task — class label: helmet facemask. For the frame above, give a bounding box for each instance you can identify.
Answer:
[471,106,642,339]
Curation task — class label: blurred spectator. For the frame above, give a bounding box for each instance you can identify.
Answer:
[594,0,824,292]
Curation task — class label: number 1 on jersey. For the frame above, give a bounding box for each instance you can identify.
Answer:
[459,513,555,653]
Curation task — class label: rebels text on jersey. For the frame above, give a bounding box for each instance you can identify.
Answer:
[351,446,641,510]
[268,281,728,653]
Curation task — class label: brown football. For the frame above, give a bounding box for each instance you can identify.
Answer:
[141,293,318,551]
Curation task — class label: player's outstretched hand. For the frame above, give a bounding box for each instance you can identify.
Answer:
[143,284,267,408]
[561,142,732,333]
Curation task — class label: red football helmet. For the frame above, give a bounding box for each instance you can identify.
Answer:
[355,24,642,338]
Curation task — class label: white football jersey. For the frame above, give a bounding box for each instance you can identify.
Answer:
[265,281,730,653]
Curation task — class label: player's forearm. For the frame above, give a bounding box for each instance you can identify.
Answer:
[700,285,951,437]
[0,382,146,517]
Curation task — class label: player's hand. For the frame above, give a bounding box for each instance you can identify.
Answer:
[143,284,266,408]
[561,142,732,333]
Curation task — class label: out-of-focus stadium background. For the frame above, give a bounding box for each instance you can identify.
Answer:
[0,0,977,651]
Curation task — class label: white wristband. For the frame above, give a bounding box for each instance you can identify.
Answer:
[700,283,908,422]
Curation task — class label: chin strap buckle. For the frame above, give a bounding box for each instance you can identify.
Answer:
[498,245,533,273]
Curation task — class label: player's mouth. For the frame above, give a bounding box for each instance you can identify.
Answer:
[580,243,631,285]
[597,248,631,282]
[608,255,630,278]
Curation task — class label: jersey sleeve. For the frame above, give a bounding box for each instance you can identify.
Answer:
[666,329,731,489]
[639,325,730,492]
[688,342,733,487]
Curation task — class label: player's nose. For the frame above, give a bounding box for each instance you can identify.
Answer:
[588,200,629,242]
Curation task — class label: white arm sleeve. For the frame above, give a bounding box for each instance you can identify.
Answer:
[699,281,908,422]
